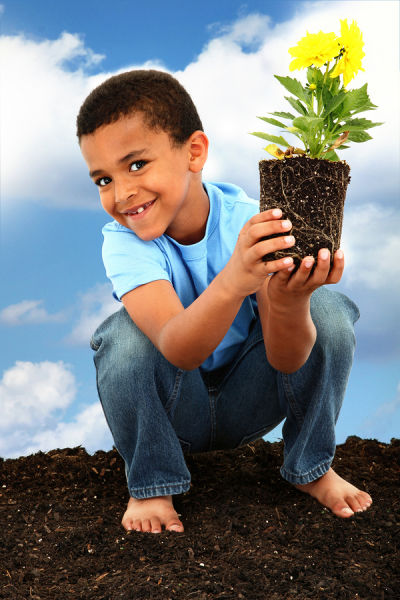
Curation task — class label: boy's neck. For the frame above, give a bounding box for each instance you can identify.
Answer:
[166,179,210,245]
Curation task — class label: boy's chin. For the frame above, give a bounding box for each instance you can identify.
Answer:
[120,221,161,242]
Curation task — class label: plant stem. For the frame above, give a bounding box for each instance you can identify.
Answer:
[323,61,330,85]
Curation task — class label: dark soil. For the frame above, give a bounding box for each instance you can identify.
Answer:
[259,156,351,266]
[1,436,399,600]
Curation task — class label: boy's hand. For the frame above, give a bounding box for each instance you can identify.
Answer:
[222,208,296,298]
[266,248,345,309]
[256,248,344,373]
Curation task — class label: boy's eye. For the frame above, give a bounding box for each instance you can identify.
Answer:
[130,160,147,172]
[95,176,112,187]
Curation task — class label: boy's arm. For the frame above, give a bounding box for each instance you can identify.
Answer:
[256,248,344,373]
[121,209,295,370]
[121,275,243,370]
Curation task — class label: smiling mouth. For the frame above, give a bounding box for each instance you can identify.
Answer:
[124,199,155,216]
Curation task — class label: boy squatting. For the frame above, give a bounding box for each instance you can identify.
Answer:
[77,70,372,534]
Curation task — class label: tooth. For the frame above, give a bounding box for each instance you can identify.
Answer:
[137,206,144,213]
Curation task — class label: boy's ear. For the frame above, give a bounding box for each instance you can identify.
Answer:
[188,131,209,173]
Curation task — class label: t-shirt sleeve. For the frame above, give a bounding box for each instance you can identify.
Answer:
[102,223,171,301]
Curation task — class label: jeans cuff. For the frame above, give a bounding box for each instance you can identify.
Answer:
[129,480,191,499]
[280,459,332,485]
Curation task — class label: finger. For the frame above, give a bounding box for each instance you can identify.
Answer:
[272,261,296,283]
[247,218,292,246]
[326,249,344,284]
[253,233,295,261]
[248,208,284,226]
[309,248,331,284]
[286,255,315,287]
[263,256,294,274]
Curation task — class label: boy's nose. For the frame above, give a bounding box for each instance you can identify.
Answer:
[114,180,138,204]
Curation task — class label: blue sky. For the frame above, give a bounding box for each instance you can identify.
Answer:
[1,0,399,458]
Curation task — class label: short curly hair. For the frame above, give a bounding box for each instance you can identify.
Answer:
[76,69,203,145]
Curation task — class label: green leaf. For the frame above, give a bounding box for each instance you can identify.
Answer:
[351,104,378,116]
[292,116,324,133]
[306,67,324,86]
[323,150,341,161]
[346,130,373,143]
[275,75,308,103]
[322,86,333,110]
[270,111,296,120]
[340,84,377,116]
[257,116,288,128]
[322,90,347,118]
[250,132,290,147]
[335,118,384,133]
[284,96,308,115]
[329,74,341,96]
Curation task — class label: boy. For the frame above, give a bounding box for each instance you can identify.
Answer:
[77,69,372,534]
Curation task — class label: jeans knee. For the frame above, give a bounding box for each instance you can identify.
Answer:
[311,288,358,358]
[91,307,156,376]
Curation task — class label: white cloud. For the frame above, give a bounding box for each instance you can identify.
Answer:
[0,31,161,211]
[1,1,398,214]
[178,0,399,199]
[0,299,65,325]
[341,203,400,290]
[0,284,118,340]
[66,282,119,345]
[0,360,112,458]
[0,360,76,431]
[22,402,113,457]
[335,202,400,359]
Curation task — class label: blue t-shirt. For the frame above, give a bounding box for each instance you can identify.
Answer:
[102,181,259,371]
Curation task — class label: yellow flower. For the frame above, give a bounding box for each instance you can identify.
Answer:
[309,83,317,90]
[289,31,340,70]
[330,19,365,86]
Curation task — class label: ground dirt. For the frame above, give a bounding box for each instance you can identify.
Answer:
[1,436,399,600]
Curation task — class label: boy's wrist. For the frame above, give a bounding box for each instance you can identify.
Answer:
[268,292,312,319]
[217,268,247,303]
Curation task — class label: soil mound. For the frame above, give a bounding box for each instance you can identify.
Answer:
[1,436,399,599]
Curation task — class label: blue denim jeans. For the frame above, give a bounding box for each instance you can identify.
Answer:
[90,287,359,499]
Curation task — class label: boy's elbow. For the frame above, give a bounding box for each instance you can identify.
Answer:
[267,357,306,374]
[165,352,200,371]
[158,332,202,371]
[266,348,313,374]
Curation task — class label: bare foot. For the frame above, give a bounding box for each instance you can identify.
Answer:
[121,494,184,533]
[294,468,372,518]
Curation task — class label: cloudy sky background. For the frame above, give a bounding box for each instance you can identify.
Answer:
[1,0,399,459]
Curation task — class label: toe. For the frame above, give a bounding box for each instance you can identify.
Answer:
[346,494,364,514]
[331,501,354,518]
[358,491,373,511]
[141,518,152,533]
[150,517,162,533]
[166,519,184,532]
[132,519,142,532]
[346,491,372,513]
[122,518,133,531]
[122,514,137,531]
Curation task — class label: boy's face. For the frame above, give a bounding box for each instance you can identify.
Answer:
[80,113,207,242]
